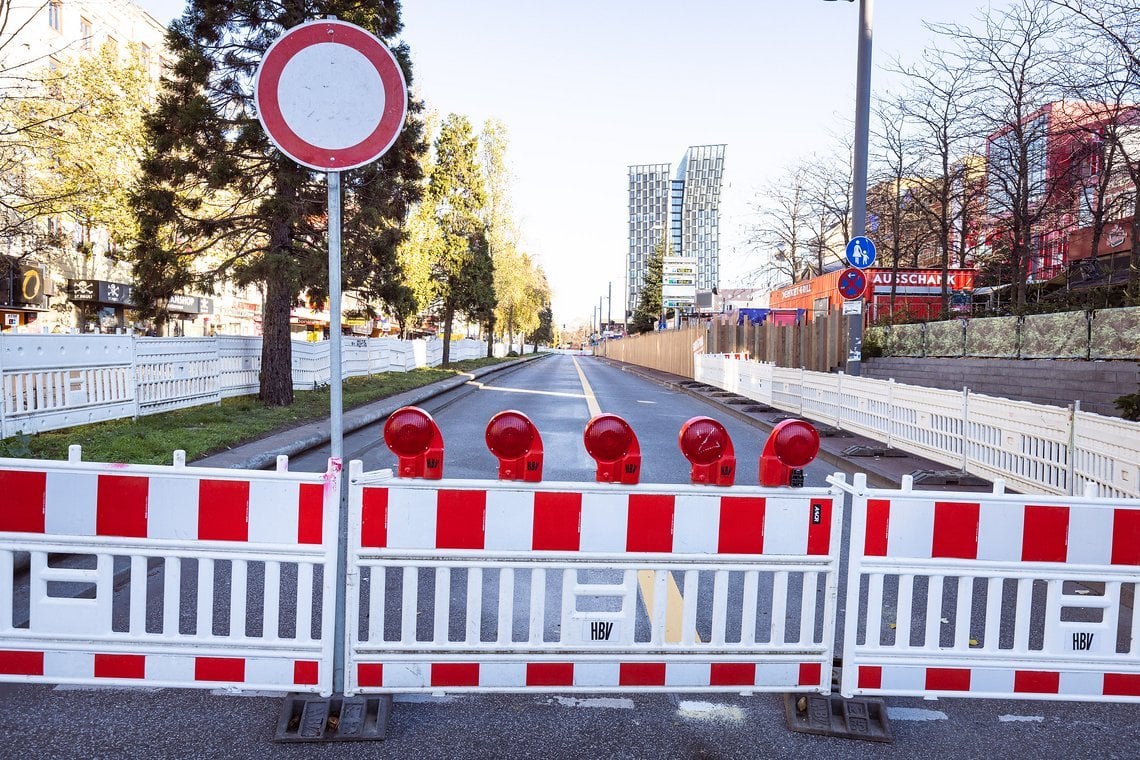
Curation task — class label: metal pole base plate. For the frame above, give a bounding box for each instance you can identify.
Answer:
[274,693,392,742]
[783,693,893,743]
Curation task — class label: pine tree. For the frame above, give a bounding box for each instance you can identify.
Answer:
[630,236,667,334]
[132,1,425,405]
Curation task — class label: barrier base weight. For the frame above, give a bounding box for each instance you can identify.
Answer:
[274,693,392,742]
[783,693,893,743]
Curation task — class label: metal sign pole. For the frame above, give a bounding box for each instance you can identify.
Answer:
[328,169,348,694]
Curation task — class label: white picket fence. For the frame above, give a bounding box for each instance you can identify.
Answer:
[695,356,1140,500]
[0,335,496,438]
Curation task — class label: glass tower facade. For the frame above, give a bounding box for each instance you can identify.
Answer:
[627,145,725,316]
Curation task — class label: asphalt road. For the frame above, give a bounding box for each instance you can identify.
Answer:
[3,353,1138,759]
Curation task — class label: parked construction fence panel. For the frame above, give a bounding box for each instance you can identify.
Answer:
[0,451,340,695]
[0,334,508,438]
[693,356,1140,499]
[835,473,1140,703]
[345,465,844,695]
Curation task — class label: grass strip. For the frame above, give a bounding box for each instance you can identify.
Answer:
[0,357,513,465]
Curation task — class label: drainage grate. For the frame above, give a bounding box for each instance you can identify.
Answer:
[274,693,392,742]
[783,693,893,743]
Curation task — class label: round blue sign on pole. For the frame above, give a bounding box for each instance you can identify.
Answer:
[845,236,877,269]
[838,267,868,300]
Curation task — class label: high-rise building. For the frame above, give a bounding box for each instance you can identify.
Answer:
[626,145,725,318]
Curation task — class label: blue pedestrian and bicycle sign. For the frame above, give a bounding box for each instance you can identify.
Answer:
[838,267,868,300]
[845,236,877,269]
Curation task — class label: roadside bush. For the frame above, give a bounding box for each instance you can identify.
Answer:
[1115,385,1140,421]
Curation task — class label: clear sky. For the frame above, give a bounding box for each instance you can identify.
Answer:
[138,1,1010,329]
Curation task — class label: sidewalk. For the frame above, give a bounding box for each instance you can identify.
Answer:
[192,354,548,471]
[595,356,995,492]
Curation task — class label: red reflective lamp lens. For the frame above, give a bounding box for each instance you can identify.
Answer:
[773,421,820,467]
[383,408,435,457]
[486,412,536,459]
[679,418,730,466]
[584,416,634,462]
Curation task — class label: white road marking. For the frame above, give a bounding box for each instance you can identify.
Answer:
[677,701,745,723]
[636,400,656,404]
[461,376,587,401]
[999,715,1045,723]
[551,696,635,709]
[887,707,949,721]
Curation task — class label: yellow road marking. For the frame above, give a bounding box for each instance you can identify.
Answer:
[570,355,601,418]
[570,356,699,643]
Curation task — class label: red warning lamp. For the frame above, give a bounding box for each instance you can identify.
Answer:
[678,416,736,486]
[382,406,444,479]
[583,414,641,485]
[485,410,544,482]
[759,419,820,487]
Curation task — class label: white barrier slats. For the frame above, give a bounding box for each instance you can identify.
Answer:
[134,337,222,416]
[1,335,136,437]
[838,475,1140,703]
[346,466,844,695]
[0,334,503,437]
[696,356,1140,499]
[0,455,340,695]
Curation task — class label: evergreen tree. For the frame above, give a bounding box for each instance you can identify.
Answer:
[132,1,425,405]
[630,236,666,334]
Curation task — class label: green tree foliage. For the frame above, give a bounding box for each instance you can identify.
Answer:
[630,236,666,334]
[424,114,491,363]
[527,304,555,352]
[132,1,425,405]
[13,41,151,273]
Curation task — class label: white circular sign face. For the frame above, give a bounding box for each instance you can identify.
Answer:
[276,43,386,151]
[254,19,407,171]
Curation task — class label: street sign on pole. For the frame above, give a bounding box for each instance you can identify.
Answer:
[845,236,877,269]
[838,267,869,300]
[254,19,408,171]
[254,18,408,698]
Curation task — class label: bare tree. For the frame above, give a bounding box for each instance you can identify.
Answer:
[892,47,983,314]
[933,0,1071,311]
[743,162,816,288]
[1050,0,1140,302]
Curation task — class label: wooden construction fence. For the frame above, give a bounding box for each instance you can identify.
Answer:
[600,313,847,377]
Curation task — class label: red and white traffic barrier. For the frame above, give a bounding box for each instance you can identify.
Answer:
[837,473,1140,703]
[0,449,340,695]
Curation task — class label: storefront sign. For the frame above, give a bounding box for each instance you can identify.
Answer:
[69,279,134,306]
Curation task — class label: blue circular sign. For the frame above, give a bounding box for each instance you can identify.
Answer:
[838,267,868,300]
[845,236,877,269]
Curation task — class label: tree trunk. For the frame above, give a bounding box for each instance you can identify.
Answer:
[486,313,495,358]
[1129,181,1140,305]
[442,303,454,365]
[259,272,295,406]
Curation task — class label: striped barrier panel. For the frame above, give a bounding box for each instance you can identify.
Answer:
[345,463,844,695]
[0,450,340,695]
[837,473,1140,703]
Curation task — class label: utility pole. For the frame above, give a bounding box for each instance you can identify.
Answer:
[599,295,604,333]
[607,282,612,332]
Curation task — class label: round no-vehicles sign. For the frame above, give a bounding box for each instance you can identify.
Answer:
[254,19,407,171]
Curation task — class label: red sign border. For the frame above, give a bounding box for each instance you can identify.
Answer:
[255,20,407,171]
[838,267,869,300]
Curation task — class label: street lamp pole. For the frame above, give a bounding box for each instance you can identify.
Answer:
[830,0,873,375]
